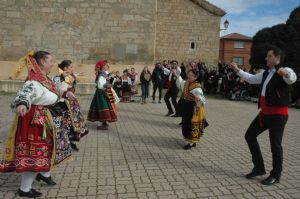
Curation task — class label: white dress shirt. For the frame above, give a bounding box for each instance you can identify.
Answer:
[238,67,297,96]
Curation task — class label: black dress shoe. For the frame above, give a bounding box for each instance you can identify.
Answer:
[246,169,266,179]
[36,173,56,185]
[245,169,266,179]
[261,176,280,185]
[183,143,196,150]
[183,144,192,150]
[18,189,42,198]
[171,114,179,117]
[70,142,79,151]
[179,122,182,125]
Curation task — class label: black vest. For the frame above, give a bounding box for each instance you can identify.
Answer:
[258,69,290,108]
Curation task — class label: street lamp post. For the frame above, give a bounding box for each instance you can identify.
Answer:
[220,20,229,70]
[220,19,229,31]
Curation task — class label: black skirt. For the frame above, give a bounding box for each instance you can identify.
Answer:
[181,99,195,140]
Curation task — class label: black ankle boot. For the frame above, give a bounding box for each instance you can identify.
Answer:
[19,189,42,198]
[36,173,56,185]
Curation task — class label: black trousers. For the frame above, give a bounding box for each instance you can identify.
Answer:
[177,97,183,116]
[152,83,163,101]
[164,88,179,114]
[245,113,288,179]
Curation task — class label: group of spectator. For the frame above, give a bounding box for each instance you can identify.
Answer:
[206,61,300,108]
[109,68,138,102]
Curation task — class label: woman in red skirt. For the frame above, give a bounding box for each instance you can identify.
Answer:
[0,51,68,198]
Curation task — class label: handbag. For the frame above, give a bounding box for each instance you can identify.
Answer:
[144,73,151,81]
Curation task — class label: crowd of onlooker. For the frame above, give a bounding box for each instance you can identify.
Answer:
[203,61,300,108]
[106,68,138,103]
[107,60,300,108]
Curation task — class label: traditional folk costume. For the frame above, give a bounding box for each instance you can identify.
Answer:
[176,75,207,147]
[87,60,118,129]
[53,70,89,143]
[238,66,296,184]
[112,75,122,97]
[0,51,71,195]
[121,75,132,102]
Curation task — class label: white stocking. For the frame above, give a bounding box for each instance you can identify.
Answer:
[20,172,37,192]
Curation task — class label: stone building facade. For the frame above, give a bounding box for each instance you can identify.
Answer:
[156,0,225,66]
[0,0,225,67]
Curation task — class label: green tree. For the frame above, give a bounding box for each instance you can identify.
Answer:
[287,5,300,33]
[249,42,273,69]
[287,5,300,72]
[250,5,300,71]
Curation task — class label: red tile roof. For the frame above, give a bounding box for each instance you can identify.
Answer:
[221,33,252,41]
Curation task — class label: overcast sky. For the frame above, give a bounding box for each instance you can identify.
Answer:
[207,0,299,37]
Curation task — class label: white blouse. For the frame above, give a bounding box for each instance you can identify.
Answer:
[176,76,205,106]
[11,80,58,111]
[98,76,107,90]
[121,77,132,85]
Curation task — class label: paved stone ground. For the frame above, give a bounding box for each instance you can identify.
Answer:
[0,94,299,199]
